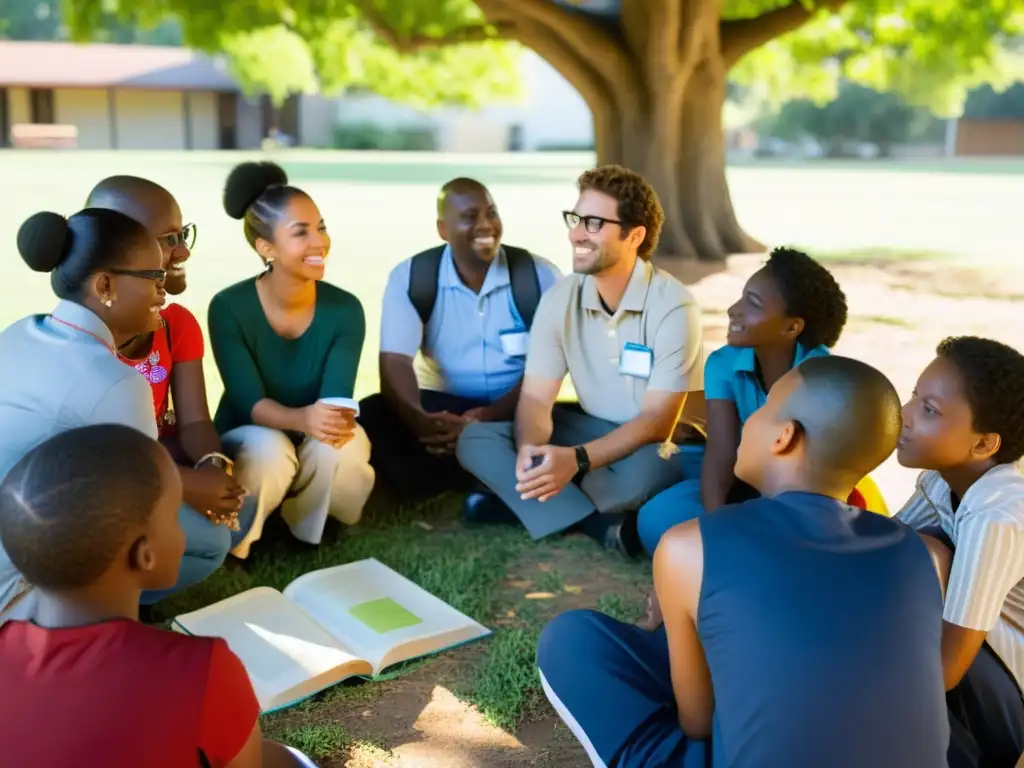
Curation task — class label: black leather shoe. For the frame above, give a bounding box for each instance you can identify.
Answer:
[604,514,643,560]
[462,491,519,526]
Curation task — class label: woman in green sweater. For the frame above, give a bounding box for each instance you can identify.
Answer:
[209,161,374,558]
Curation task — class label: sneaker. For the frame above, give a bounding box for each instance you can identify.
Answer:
[603,514,643,560]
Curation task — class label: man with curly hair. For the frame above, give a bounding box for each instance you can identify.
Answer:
[637,246,849,555]
[456,165,704,557]
[895,336,1024,767]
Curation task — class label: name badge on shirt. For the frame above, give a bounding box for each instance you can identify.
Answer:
[620,342,653,379]
[500,327,530,358]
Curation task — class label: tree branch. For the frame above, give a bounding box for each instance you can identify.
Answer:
[480,0,635,100]
[355,2,514,53]
[505,15,622,160]
[720,0,846,68]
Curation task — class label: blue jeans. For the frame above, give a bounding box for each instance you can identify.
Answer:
[140,500,255,606]
[637,444,706,556]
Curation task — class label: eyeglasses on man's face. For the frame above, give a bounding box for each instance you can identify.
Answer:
[158,223,197,251]
[561,210,623,234]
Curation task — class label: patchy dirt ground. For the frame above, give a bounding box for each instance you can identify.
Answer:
[289,253,1023,768]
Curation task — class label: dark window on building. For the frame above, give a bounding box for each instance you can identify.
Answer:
[29,88,55,124]
[0,88,9,147]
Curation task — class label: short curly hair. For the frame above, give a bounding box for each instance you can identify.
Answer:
[937,336,1024,464]
[764,247,848,349]
[577,165,664,260]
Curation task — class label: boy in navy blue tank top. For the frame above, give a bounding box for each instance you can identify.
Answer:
[537,356,950,767]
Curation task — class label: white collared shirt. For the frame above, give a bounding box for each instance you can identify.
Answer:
[896,464,1024,694]
[0,300,157,613]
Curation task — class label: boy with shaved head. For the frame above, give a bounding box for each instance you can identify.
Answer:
[360,177,561,500]
[537,356,951,767]
[0,425,312,767]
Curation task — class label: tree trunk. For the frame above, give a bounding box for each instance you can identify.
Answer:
[595,58,763,261]
[475,0,826,263]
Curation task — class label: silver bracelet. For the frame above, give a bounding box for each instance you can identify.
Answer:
[195,451,233,471]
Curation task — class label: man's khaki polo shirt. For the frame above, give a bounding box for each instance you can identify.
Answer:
[525,257,704,424]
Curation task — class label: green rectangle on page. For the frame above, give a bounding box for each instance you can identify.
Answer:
[349,598,423,633]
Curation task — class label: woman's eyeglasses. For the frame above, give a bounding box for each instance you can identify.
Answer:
[159,223,197,250]
[561,211,623,234]
[110,268,167,282]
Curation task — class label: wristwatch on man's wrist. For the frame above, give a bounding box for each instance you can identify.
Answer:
[573,445,591,483]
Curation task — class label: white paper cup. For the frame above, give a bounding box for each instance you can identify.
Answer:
[318,396,360,416]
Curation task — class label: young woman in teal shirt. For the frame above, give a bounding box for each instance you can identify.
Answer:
[209,161,374,558]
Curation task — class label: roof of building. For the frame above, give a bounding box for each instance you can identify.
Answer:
[0,41,240,91]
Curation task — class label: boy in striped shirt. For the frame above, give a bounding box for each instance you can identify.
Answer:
[896,336,1024,767]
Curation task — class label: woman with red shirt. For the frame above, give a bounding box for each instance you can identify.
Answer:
[87,177,252,561]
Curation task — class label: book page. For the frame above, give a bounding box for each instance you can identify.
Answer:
[283,559,490,675]
[173,586,372,711]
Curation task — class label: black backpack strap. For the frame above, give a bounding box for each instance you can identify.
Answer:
[503,245,542,330]
[407,245,446,325]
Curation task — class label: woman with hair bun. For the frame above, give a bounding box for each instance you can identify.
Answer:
[210,161,374,557]
[0,207,229,621]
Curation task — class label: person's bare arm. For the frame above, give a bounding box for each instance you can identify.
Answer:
[170,359,223,463]
[514,375,561,449]
[701,399,741,512]
[250,399,307,434]
[653,520,714,737]
[920,524,1019,692]
[940,623,988,691]
[472,380,523,422]
[584,389,686,469]
[380,352,431,431]
[918,532,952,600]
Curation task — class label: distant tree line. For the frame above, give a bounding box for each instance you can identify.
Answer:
[757,80,1024,156]
[0,0,181,46]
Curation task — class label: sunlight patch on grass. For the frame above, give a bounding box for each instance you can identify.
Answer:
[808,247,956,264]
[465,625,545,732]
[855,315,913,327]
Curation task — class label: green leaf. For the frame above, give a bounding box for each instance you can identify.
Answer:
[219,26,318,106]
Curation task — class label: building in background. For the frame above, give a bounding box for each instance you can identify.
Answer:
[334,51,595,153]
[0,41,603,153]
[0,40,338,150]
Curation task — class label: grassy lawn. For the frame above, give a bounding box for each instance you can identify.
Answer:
[0,150,1020,765]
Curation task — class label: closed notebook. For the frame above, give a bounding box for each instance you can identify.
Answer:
[172,558,491,713]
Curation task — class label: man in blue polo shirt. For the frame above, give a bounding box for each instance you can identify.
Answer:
[537,356,951,768]
[359,178,561,500]
[637,247,849,555]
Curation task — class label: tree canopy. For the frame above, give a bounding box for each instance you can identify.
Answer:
[61,0,1024,116]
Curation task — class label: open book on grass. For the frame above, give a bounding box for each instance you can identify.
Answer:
[172,558,491,713]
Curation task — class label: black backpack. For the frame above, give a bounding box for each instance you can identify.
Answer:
[407,244,542,329]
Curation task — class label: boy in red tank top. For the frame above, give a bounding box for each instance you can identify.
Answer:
[0,425,312,768]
